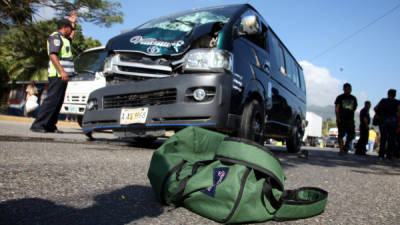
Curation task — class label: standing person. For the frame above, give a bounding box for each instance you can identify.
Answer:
[335,83,358,155]
[367,127,377,153]
[374,89,400,160]
[355,101,371,155]
[395,115,400,159]
[24,81,39,117]
[30,12,77,133]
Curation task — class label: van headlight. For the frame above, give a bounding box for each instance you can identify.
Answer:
[103,57,113,74]
[86,99,98,111]
[183,49,233,72]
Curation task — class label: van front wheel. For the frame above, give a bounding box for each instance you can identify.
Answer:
[239,100,265,145]
[286,121,302,153]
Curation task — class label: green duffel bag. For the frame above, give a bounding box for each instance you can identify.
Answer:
[147,126,328,224]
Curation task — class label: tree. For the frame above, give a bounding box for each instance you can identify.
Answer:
[322,119,337,137]
[0,0,123,29]
[0,0,117,102]
[0,19,101,82]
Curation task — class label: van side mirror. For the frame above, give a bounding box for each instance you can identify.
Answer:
[238,15,261,36]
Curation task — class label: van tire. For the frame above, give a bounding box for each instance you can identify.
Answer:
[77,115,83,127]
[85,131,94,141]
[239,99,265,145]
[286,121,301,153]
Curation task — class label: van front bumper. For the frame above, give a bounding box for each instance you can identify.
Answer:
[82,73,241,137]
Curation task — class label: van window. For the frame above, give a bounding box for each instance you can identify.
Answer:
[74,50,107,73]
[299,69,306,92]
[245,23,267,50]
[294,66,300,88]
[270,34,286,75]
[295,66,300,88]
[284,51,297,83]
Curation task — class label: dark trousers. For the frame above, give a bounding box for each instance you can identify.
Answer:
[379,117,397,159]
[31,77,67,131]
[396,132,400,158]
[338,121,355,152]
[355,125,368,155]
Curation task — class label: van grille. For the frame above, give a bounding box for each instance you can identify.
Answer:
[103,89,177,109]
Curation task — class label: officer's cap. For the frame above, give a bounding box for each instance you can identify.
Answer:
[57,19,73,30]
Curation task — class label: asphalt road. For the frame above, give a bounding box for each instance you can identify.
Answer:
[0,117,399,225]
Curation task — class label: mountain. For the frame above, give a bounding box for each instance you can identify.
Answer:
[307,105,336,121]
[307,104,360,127]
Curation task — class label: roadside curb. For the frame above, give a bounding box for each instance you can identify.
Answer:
[0,115,80,128]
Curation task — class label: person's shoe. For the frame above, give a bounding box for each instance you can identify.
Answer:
[46,127,64,133]
[53,129,64,133]
[48,128,64,133]
[30,127,47,133]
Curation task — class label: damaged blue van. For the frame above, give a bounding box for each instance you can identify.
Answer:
[82,4,307,152]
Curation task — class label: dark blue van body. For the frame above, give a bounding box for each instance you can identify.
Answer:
[82,4,306,152]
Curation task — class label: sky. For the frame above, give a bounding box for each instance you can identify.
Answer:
[40,0,400,111]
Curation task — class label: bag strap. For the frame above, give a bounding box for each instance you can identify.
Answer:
[165,160,215,205]
[273,187,328,221]
[160,160,187,205]
[216,137,286,186]
[216,156,284,191]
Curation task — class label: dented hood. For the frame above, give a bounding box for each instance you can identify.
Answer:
[106,27,191,56]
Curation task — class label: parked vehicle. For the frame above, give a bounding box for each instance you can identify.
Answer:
[351,130,360,148]
[60,46,107,127]
[82,4,307,152]
[325,135,338,148]
[302,111,323,146]
[328,127,338,136]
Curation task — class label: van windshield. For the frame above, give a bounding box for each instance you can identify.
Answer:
[73,49,107,81]
[136,5,242,33]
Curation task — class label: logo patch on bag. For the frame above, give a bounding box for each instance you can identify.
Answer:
[201,167,229,197]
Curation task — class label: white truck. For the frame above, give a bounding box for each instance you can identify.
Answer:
[302,111,323,146]
[60,46,106,127]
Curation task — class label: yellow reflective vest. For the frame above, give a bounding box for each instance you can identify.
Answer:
[47,32,74,77]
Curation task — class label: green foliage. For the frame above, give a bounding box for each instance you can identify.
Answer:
[0,0,37,28]
[0,0,123,28]
[71,25,102,55]
[60,0,124,27]
[322,119,337,137]
[0,19,101,82]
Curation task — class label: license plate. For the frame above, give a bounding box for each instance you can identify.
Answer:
[120,108,148,125]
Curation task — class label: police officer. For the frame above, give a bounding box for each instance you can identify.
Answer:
[30,12,77,133]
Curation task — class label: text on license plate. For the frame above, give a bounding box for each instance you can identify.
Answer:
[120,108,148,125]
